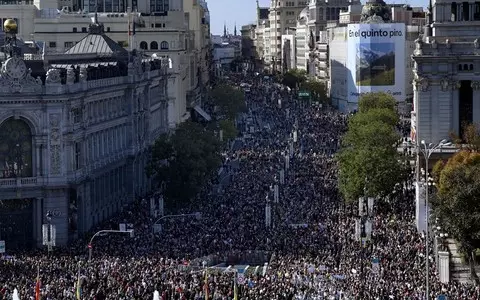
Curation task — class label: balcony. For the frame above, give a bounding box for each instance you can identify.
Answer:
[0,177,40,188]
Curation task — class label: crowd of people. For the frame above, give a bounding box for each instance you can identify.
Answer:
[1,73,480,300]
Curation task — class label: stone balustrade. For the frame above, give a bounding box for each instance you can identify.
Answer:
[0,177,39,188]
[0,57,170,96]
[413,37,480,56]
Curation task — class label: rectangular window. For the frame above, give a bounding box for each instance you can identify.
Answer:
[48,42,56,48]
[75,142,82,170]
[64,42,74,49]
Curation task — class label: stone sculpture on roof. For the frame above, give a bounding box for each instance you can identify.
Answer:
[360,0,391,23]
[0,19,42,94]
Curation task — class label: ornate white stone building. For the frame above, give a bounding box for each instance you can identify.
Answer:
[411,0,480,143]
[0,0,213,128]
[0,18,170,250]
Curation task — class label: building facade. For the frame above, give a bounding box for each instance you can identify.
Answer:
[294,0,359,77]
[254,4,269,68]
[0,0,212,127]
[411,0,480,145]
[327,1,423,112]
[0,19,170,250]
[264,0,309,71]
[281,33,296,70]
[241,24,257,60]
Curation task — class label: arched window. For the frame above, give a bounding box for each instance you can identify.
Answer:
[464,64,468,70]
[150,41,158,50]
[160,41,169,50]
[0,118,33,178]
[470,64,474,71]
[458,64,463,71]
[140,41,148,50]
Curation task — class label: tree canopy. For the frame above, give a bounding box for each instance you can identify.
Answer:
[299,80,328,104]
[146,121,222,206]
[210,84,246,119]
[358,92,397,113]
[219,119,238,142]
[431,122,480,282]
[450,123,480,151]
[337,93,408,203]
[433,145,480,282]
[281,69,307,89]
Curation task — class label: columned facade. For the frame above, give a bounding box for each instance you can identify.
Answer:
[412,42,480,143]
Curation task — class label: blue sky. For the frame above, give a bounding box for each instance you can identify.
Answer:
[207,0,427,35]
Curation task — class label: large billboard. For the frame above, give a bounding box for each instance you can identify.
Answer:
[347,23,406,103]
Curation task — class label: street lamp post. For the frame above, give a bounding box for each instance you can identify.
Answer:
[417,139,451,300]
[152,212,202,233]
[88,229,134,261]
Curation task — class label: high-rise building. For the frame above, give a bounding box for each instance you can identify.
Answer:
[264,0,309,72]
[254,2,269,68]
[294,0,360,75]
[80,0,183,14]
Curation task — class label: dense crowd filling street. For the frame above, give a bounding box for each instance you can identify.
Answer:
[1,74,480,300]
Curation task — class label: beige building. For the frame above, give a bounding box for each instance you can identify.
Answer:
[264,0,309,71]
[0,0,212,128]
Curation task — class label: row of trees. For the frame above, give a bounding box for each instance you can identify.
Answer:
[146,84,246,207]
[432,124,480,283]
[280,69,328,104]
[337,92,409,203]
[337,92,480,282]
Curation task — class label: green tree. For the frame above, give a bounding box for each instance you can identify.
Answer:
[450,123,480,151]
[358,92,397,113]
[219,119,238,142]
[210,84,246,119]
[433,150,480,283]
[147,121,222,206]
[281,69,307,89]
[337,93,408,203]
[300,80,328,104]
[343,109,399,147]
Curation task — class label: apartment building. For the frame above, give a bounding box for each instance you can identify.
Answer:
[264,0,309,71]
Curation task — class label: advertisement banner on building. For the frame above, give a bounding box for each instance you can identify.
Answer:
[347,23,406,103]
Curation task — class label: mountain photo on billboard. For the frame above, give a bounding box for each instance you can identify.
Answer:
[356,42,395,86]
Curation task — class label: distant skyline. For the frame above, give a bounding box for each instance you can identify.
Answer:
[207,0,428,36]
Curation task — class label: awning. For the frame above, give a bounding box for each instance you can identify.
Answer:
[193,105,211,121]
